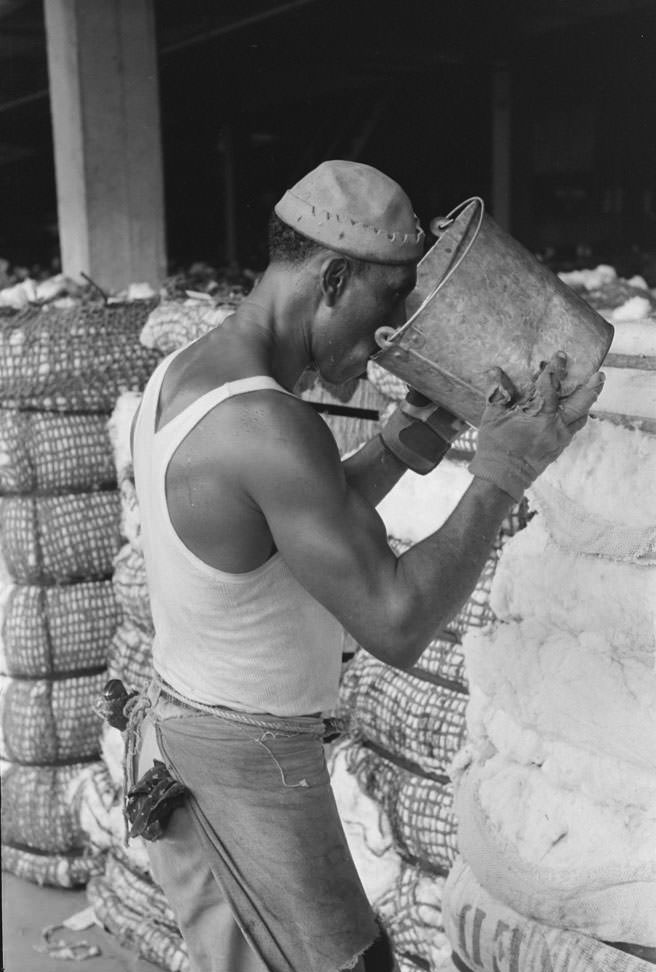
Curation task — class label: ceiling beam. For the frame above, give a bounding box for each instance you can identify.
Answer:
[160,0,324,55]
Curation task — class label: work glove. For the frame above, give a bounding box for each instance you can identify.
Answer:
[380,388,468,474]
[469,351,605,502]
[125,760,189,842]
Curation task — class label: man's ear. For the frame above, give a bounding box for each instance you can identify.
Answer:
[320,256,351,306]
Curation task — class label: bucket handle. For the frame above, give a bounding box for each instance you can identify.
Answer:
[422,196,485,307]
[373,197,485,353]
[374,325,397,350]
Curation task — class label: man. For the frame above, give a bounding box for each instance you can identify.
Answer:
[129,160,603,972]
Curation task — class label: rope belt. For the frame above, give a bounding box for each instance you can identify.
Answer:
[152,673,328,737]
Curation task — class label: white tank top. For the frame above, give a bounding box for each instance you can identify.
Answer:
[132,347,345,716]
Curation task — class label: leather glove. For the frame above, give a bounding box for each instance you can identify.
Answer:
[380,389,468,474]
[469,351,605,502]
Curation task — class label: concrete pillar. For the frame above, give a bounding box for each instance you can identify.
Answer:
[44,0,166,292]
[491,63,511,231]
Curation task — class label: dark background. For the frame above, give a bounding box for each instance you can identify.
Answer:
[1,0,655,278]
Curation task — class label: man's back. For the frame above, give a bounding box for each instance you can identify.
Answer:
[132,334,345,714]
[155,318,296,573]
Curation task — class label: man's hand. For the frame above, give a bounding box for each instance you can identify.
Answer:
[380,389,468,474]
[469,351,604,502]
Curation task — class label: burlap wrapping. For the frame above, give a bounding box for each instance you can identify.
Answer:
[454,765,656,949]
[444,857,655,972]
[87,851,189,972]
[107,390,142,483]
[1,759,100,854]
[376,862,453,972]
[0,490,121,583]
[0,671,105,763]
[1,842,105,888]
[107,617,154,692]
[367,361,408,402]
[112,544,153,633]
[336,503,531,891]
[345,741,458,875]
[71,759,151,876]
[0,409,115,495]
[530,477,656,563]
[340,651,468,778]
[0,302,162,412]
[414,637,467,689]
[119,479,142,547]
[389,536,498,652]
[100,723,126,789]
[140,300,234,356]
[453,426,478,456]
[0,580,120,676]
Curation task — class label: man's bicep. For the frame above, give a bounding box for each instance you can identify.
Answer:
[245,430,396,634]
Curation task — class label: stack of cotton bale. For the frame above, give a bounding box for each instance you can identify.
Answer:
[0,300,161,887]
[328,265,656,971]
[444,272,656,972]
[328,361,529,972]
[80,298,237,972]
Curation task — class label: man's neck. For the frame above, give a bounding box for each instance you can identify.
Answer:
[234,265,315,392]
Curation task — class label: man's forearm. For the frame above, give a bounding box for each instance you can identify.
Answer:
[390,477,514,666]
[342,434,407,506]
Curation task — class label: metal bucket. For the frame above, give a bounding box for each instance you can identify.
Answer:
[372,197,614,427]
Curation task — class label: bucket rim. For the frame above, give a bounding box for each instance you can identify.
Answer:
[372,196,484,358]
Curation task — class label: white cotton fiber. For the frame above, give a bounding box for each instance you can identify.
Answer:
[558,265,617,290]
[489,517,656,651]
[453,395,656,946]
[328,742,401,905]
[376,459,472,544]
[465,756,656,875]
[464,619,656,774]
[608,295,653,322]
[69,759,151,875]
[454,756,656,948]
[140,300,233,354]
[0,278,37,309]
[107,391,143,480]
[100,723,127,788]
[531,417,656,528]
[458,613,656,944]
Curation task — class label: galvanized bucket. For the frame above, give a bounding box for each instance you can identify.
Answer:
[372,197,614,427]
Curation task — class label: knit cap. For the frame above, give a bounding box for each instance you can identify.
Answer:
[275,160,424,264]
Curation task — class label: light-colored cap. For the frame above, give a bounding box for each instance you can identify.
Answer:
[274,160,424,264]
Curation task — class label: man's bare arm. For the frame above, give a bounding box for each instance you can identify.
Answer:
[341,434,407,506]
[241,399,512,669]
[241,359,602,669]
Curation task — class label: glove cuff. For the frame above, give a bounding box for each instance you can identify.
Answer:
[469,447,535,503]
[380,406,452,474]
